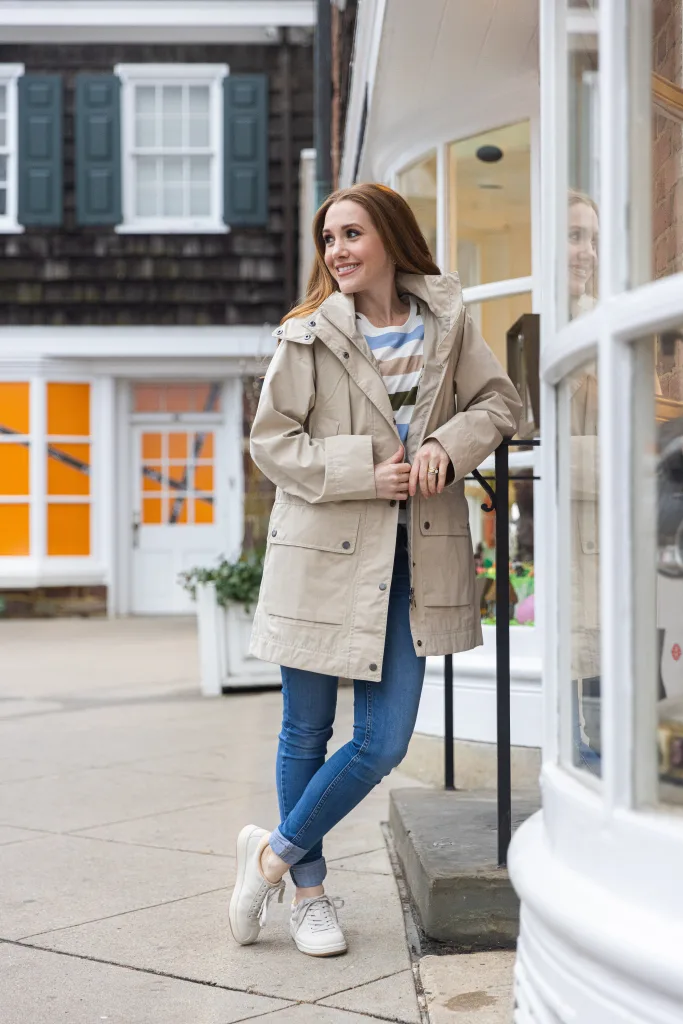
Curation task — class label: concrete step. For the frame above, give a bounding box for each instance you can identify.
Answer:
[389,788,540,948]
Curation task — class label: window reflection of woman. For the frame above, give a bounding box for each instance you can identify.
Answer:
[566,190,601,774]
[568,189,599,320]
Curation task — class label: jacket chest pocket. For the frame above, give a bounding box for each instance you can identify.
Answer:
[263,503,361,626]
[418,500,474,608]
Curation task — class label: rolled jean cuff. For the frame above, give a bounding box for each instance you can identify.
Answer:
[290,856,327,888]
[268,827,308,867]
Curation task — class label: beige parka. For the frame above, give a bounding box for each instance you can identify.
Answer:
[248,272,522,682]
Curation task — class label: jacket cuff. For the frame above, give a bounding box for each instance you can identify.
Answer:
[324,434,377,501]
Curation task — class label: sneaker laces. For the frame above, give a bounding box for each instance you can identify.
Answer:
[256,880,285,928]
[294,895,345,933]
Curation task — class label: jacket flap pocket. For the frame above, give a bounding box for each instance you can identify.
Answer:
[270,504,360,554]
[419,518,469,537]
[418,496,469,537]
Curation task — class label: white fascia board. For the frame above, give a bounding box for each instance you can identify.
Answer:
[0,325,278,361]
[0,1,316,43]
[339,0,387,186]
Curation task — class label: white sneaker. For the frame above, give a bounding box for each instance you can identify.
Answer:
[290,894,347,957]
[229,825,285,946]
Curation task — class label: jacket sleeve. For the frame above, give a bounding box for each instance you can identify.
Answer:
[424,310,522,481]
[250,337,377,504]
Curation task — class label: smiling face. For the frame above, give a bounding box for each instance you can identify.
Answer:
[568,200,599,298]
[322,199,395,296]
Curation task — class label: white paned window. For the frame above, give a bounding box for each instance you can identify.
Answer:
[116,64,227,234]
[0,64,24,233]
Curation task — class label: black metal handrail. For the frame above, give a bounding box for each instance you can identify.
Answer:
[443,438,541,867]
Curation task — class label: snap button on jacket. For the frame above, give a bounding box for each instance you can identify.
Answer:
[249,272,522,682]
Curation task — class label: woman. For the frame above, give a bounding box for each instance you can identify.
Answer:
[228,183,521,957]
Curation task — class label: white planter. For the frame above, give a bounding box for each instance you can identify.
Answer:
[415,623,542,747]
[195,582,281,695]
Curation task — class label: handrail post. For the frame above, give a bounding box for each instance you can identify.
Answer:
[444,653,454,790]
[495,442,512,866]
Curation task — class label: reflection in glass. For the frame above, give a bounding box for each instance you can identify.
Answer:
[568,360,601,776]
[447,122,531,289]
[652,1,683,279]
[396,152,437,261]
[467,470,535,627]
[567,29,600,319]
[654,330,683,804]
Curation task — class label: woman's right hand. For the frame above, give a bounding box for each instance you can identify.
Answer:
[374,446,412,500]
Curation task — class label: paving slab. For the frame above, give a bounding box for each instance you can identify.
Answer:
[419,952,515,1023]
[0,765,230,832]
[0,833,231,939]
[327,847,393,875]
[0,825,49,846]
[34,868,412,1003]
[0,941,294,1024]
[0,756,72,784]
[79,791,279,857]
[319,967,420,1023]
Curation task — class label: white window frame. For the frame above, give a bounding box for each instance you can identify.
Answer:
[0,63,24,234]
[115,63,228,235]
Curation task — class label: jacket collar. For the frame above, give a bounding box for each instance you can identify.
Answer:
[317,271,463,360]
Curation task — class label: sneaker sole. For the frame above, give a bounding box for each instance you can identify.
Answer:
[229,824,265,946]
[290,927,347,957]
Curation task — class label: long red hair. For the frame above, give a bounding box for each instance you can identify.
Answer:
[283,183,440,324]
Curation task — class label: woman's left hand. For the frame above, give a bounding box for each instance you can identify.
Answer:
[408,439,451,499]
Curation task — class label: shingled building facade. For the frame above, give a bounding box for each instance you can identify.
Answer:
[0,4,315,615]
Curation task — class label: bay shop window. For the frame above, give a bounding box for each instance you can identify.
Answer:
[395,121,536,627]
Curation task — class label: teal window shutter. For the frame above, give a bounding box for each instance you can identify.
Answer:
[18,74,63,226]
[224,74,268,227]
[75,74,121,226]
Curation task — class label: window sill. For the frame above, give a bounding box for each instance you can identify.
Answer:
[115,222,229,235]
[0,222,25,235]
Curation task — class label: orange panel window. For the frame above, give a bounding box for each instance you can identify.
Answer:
[168,464,187,485]
[195,432,214,458]
[142,466,162,492]
[193,464,214,492]
[168,433,187,459]
[47,504,90,556]
[142,433,162,460]
[0,504,30,555]
[0,382,30,435]
[195,497,214,524]
[142,498,162,524]
[133,385,164,413]
[0,443,30,496]
[47,383,90,436]
[47,445,90,496]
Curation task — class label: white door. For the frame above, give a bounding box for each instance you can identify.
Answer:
[130,422,224,613]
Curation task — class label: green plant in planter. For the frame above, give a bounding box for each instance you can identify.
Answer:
[179,552,264,613]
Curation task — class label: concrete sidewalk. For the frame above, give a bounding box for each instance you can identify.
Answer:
[0,618,425,1024]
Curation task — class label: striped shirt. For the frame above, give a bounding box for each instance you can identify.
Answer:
[356,297,424,445]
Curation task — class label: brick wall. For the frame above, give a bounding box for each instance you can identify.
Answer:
[0,43,313,326]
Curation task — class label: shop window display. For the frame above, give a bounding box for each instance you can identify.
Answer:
[448,122,531,290]
[653,329,683,805]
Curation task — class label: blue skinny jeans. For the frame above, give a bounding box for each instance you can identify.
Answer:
[268,525,426,887]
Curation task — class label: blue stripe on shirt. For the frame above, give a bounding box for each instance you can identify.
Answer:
[364,324,425,352]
